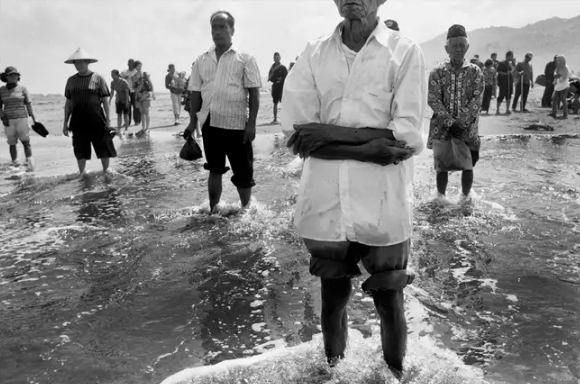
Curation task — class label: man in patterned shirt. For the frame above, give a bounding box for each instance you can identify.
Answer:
[427,24,484,201]
[183,10,262,212]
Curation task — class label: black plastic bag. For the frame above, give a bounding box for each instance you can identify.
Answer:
[31,121,49,137]
[432,137,473,172]
[179,137,203,161]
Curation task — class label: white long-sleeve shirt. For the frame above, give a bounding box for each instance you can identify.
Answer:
[281,19,427,246]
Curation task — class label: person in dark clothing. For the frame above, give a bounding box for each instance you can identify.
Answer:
[542,56,557,108]
[512,52,534,112]
[496,51,515,114]
[267,52,288,124]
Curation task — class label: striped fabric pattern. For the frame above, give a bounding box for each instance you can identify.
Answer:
[188,46,262,130]
[65,72,110,113]
[0,85,34,120]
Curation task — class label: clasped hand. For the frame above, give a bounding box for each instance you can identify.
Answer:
[287,123,413,166]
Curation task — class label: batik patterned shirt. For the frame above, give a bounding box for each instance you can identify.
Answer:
[427,59,484,151]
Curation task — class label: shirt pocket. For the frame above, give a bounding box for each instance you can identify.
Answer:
[362,89,394,125]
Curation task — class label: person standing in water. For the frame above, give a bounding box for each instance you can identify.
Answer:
[109,69,131,133]
[165,64,182,125]
[63,48,117,175]
[0,66,36,170]
[511,52,534,113]
[282,0,426,379]
[551,55,570,119]
[184,10,262,213]
[496,51,515,115]
[267,52,288,124]
[121,59,140,126]
[427,25,484,200]
[132,60,155,133]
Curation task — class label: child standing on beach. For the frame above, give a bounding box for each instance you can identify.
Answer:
[110,69,131,133]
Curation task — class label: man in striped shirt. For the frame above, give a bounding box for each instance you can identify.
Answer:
[184,10,262,213]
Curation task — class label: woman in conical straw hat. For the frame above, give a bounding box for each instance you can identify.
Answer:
[0,66,37,170]
[63,48,117,176]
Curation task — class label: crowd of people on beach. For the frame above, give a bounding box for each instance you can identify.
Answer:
[0,0,578,381]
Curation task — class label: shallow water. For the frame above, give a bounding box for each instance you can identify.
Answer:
[1,130,580,384]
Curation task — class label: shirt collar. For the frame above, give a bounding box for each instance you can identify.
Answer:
[444,59,470,70]
[208,45,237,55]
[332,16,393,49]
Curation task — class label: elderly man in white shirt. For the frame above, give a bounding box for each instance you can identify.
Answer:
[282,0,427,378]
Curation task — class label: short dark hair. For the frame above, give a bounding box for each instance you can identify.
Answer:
[474,54,479,58]
[274,52,280,56]
[491,52,497,57]
[210,10,235,29]
[506,50,514,57]
[134,60,142,68]
[111,69,120,76]
[484,59,493,67]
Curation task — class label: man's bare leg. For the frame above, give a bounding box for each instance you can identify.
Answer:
[272,102,278,123]
[101,157,110,173]
[321,277,352,365]
[208,173,223,212]
[237,187,252,208]
[77,159,87,176]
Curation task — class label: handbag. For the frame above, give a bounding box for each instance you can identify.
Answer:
[432,137,473,172]
[179,137,203,161]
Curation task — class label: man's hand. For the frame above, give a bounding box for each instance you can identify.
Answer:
[63,122,69,137]
[183,122,196,139]
[244,121,256,143]
[287,125,333,158]
[360,138,414,166]
[1,116,9,127]
[449,121,464,137]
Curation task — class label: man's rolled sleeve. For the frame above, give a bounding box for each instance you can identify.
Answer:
[188,60,202,92]
[243,56,262,89]
[388,44,427,156]
[280,43,321,132]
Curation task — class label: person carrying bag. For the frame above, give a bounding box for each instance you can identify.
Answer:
[432,122,473,172]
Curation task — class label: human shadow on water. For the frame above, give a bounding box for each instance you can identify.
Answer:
[76,176,124,225]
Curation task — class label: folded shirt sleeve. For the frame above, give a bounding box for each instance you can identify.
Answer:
[388,43,427,156]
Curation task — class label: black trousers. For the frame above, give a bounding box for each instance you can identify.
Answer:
[512,83,531,110]
[542,82,555,107]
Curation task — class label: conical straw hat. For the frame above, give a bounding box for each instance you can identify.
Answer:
[64,48,98,64]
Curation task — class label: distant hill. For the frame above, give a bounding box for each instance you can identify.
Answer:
[420,15,580,74]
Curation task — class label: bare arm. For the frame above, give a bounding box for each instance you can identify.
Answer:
[188,91,202,125]
[22,87,36,121]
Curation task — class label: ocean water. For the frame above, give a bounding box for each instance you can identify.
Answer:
[1,127,580,384]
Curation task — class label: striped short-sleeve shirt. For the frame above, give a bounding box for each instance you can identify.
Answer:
[0,84,34,120]
[188,45,262,130]
[65,72,110,118]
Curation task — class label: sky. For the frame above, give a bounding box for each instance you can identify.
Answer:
[1,0,580,95]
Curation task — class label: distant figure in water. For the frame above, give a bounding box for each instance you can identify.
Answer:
[384,19,399,31]
[481,59,496,114]
[542,56,557,108]
[165,64,182,125]
[132,60,155,133]
[551,54,570,119]
[120,59,141,126]
[63,48,117,175]
[427,24,484,200]
[184,10,262,212]
[511,52,534,113]
[283,0,426,379]
[496,51,515,114]
[109,69,131,133]
[0,66,36,170]
[268,52,288,124]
